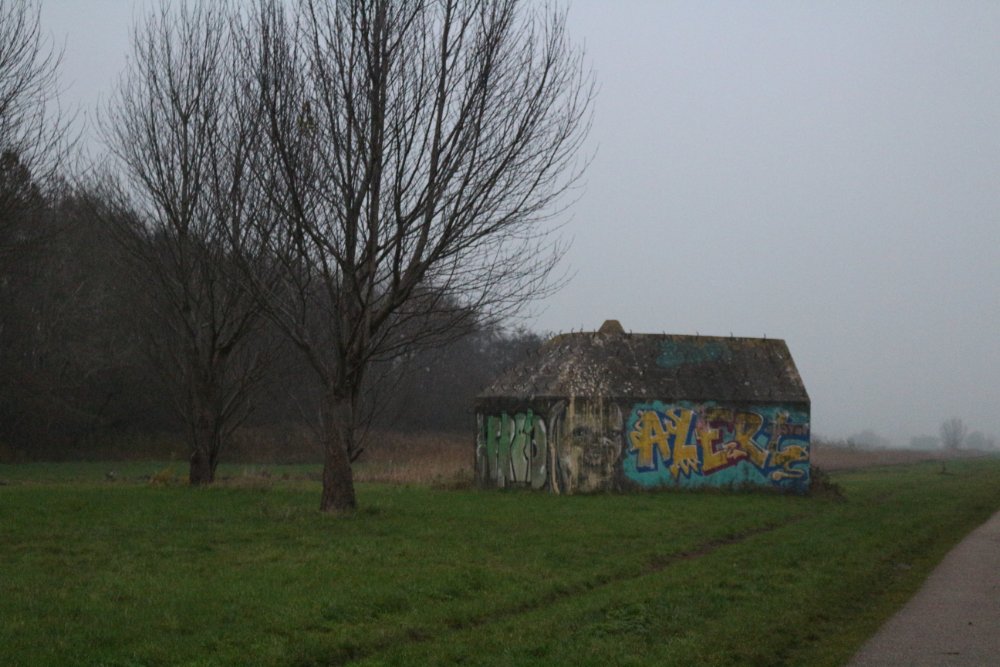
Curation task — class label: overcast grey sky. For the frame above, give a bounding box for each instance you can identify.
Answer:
[41,1,1000,443]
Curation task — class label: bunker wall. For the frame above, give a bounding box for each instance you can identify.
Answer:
[476,397,811,494]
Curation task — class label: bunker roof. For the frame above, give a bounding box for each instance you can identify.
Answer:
[479,321,809,405]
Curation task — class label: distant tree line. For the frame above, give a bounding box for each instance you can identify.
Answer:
[0,0,584,511]
[0,165,545,462]
[841,419,998,452]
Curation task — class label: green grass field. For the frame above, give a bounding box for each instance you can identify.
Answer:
[2,459,1000,666]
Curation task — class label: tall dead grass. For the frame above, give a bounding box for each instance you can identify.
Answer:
[209,430,473,488]
[352,430,473,486]
[226,427,474,487]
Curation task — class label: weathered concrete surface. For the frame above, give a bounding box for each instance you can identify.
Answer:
[478,326,808,405]
[848,509,1000,666]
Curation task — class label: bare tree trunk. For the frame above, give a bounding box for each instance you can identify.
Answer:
[189,443,215,485]
[320,393,357,511]
[188,400,221,485]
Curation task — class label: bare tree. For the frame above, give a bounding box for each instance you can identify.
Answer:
[940,417,967,451]
[101,1,267,484]
[0,0,72,244]
[964,430,996,451]
[238,0,592,510]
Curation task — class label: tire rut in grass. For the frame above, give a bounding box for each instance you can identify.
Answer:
[329,512,810,665]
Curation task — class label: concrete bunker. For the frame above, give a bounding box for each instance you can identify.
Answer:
[475,321,811,493]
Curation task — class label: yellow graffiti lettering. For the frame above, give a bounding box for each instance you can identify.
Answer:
[629,408,699,477]
[769,445,809,480]
[697,420,728,474]
[702,407,748,471]
[665,409,699,477]
[767,412,787,453]
[628,410,671,470]
[732,411,767,467]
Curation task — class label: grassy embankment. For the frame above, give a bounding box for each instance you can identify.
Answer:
[2,456,1000,666]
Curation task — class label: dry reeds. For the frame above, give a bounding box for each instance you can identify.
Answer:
[352,431,473,487]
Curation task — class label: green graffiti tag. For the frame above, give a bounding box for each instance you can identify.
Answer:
[480,410,548,489]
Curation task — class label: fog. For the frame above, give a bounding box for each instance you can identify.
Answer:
[42,0,1000,444]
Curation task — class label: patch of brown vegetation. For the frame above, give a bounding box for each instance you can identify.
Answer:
[225,427,473,486]
[810,440,993,472]
[352,430,473,487]
[227,425,320,463]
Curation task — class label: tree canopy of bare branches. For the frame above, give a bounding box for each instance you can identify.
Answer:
[101,1,268,484]
[0,0,73,264]
[239,0,593,511]
[940,417,967,451]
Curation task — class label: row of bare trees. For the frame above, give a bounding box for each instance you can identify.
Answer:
[2,0,592,511]
[0,185,541,462]
[0,157,547,469]
[938,417,997,451]
[0,1,91,457]
[845,419,997,451]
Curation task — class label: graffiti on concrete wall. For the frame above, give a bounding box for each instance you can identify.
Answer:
[623,401,810,490]
[554,400,623,494]
[478,410,548,489]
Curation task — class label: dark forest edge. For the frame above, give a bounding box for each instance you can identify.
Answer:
[0,175,543,464]
[1,142,542,465]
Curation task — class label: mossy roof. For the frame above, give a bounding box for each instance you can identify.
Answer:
[479,324,809,405]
